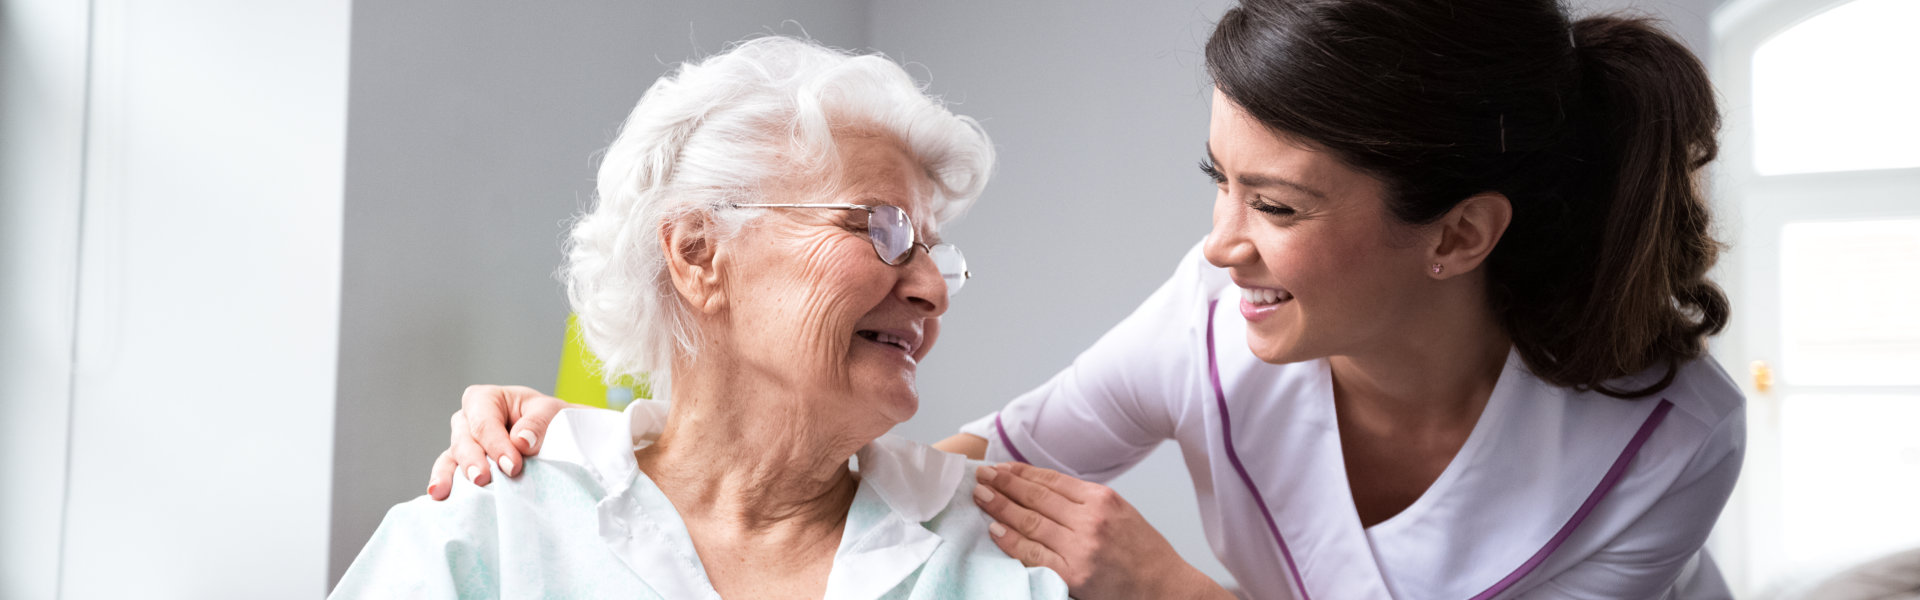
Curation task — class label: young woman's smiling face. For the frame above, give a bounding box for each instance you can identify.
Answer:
[1200,90,1436,365]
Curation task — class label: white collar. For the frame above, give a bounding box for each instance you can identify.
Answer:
[537,399,968,600]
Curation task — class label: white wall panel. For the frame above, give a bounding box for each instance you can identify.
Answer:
[55,0,350,597]
[0,0,90,597]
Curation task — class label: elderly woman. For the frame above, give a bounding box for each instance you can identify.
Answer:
[330,36,1066,599]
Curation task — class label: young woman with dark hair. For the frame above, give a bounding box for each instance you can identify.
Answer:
[435,1,1742,597]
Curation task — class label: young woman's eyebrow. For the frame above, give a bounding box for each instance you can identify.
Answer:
[1206,143,1329,200]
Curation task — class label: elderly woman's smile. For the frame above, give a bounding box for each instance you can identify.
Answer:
[713,132,951,425]
[855,329,919,355]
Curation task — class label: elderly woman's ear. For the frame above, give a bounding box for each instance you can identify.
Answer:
[661,213,725,314]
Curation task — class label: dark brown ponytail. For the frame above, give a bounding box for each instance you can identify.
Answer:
[1548,16,1728,397]
[1206,1,1728,398]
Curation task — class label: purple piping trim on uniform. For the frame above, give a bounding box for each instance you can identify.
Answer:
[994,413,1030,464]
[1467,398,1675,600]
[1206,300,1313,600]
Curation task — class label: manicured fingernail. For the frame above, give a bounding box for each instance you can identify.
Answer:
[975,465,996,482]
[465,465,479,483]
[515,430,538,451]
[498,455,514,475]
[427,479,440,495]
[973,484,994,503]
[989,521,1007,538]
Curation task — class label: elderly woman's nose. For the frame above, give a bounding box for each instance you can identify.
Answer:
[895,248,950,316]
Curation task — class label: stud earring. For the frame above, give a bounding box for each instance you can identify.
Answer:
[1430,263,1444,275]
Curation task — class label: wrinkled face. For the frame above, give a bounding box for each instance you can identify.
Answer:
[1201,89,1430,364]
[714,132,948,429]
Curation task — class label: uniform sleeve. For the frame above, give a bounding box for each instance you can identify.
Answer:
[1520,405,1746,600]
[329,490,502,599]
[958,240,1221,483]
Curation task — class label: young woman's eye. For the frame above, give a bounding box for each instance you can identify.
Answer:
[1198,159,1227,184]
[1250,198,1296,217]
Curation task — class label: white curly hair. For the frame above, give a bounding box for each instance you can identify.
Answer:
[564,35,994,388]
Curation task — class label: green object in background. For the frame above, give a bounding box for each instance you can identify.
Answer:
[554,314,650,409]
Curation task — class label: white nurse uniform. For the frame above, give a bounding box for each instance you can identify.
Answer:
[960,241,1744,599]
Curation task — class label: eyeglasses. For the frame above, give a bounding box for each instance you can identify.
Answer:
[728,202,970,296]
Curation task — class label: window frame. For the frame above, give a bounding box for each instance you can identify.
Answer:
[1709,0,1920,595]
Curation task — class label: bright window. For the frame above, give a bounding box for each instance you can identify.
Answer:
[1715,0,1920,595]
[1751,0,1920,175]
[1780,219,1920,385]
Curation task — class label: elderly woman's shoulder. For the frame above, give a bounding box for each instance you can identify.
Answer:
[332,459,634,598]
[926,458,1069,597]
[918,457,996,530]
[855,435,1067,598]
[381,459,603,536]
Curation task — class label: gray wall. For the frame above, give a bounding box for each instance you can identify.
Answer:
[328,0,868,587]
